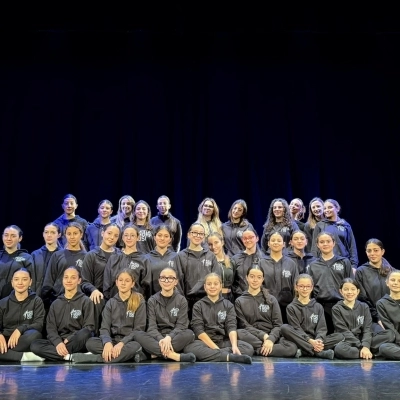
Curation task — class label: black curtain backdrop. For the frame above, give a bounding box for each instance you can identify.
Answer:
[0,9,399,263]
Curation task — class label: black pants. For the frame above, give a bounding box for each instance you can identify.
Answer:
[280,324,344,356]
[30,328,92,361]
[0,329,42,362]
[134,329,195,358]
[86,337,141,363]
[237,328,297,357]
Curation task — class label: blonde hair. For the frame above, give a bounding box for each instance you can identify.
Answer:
[196,197,223,237]
[116,269,143,313]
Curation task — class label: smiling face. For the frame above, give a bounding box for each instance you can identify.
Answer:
[324,201,339,220]
[296,277,313,298]
[188,224,205,246]
[311,200,324,218]
[101,226,120,247]
[387,272,400,295]
[290,231,307,251]
[289,199,303,216]
[63,268,81,292]
[156,197,171,216]
[155,228,172,249]
[122,227,138,248]
[246,268,264,291]
[62,197,77,216]
[208,235,224,255]
[241,230,258,250]
[116,272,135,295]
[204,275,222,298]
[99,202,113,219]
[272,201,284,219]
[120,198,133,216]
[202,201,215,218]
[158,268,178,292]
[316,234,335,255]
[340,282,360,302]
[231,203,244,221]
[12,270,32,294]
[135,202,149,222]
[366,243,385,267]
[3,227,22,251]
[65,226,83,248]
[268,233,284,253]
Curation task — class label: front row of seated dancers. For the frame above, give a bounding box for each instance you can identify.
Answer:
[2,264,400,364]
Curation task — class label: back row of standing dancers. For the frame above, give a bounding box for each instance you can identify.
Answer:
[1,194,399,363]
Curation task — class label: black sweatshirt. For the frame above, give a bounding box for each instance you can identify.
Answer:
[0,291,45,336]
[103,251,150,300]
[261,221,299,254]
[235,291,282,343]
[134,224,156,255]
[307,255,354,303]
[191,296,237,342]
[355,262,394,322]
[99,293,146,345]
[146,291,190,341]
[53,214,89,249]
[221,220,255,257]
[46,291,95,346]
[377,294,400,345]
[31,245,62,296]
[332,300,372,348]
[81,247,119,295]
[286,298,327,342]
[150,213,183,253]
[84,218,112,251]
[41,249,87,305]
[174,248,220,299]
[286,250,317,274]
[0,249,34,299]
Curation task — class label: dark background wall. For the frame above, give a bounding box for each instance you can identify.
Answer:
[0,6,399,264]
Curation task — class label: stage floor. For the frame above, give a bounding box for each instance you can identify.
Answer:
[1,357,399,399]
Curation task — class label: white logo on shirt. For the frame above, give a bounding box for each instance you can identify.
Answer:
[332,263,344,271]
[138,230,152,241]
[357,316,364,325]
[23,310,33,320]
[281,227,289,233]
[70,309,82,319]
[202,260,212,267]
[14,256,26,262]
[126,311,135,318]
[310,313,319,323]
[168,260,174,267]
[337,226,345,231]
[76,259,83,268]
[170,307,179,317]
[237,231,243,238]
[259,304,270,313]
[282,270,291,278]
[218,310,227,321]
[128,261,140,270]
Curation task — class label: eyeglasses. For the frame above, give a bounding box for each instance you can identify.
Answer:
[242,236,256,241]
[190,231,205,238]
[159,276,177,283]
[297,285,312,290]
[203,204,214,208]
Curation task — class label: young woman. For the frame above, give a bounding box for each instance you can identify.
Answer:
[77,269,146,363]
[150,195,183,253]
[85,200,114,250]
[280,274,343,359]
[231,228,266,299]
[195,198,223,250]
[53,194,89,249]
[41,222,87,308]
[332,278,393,359]
[103,224,150,301]
[184,273,253,363]
[221,199,255,257]
[287,230,316,274]
[30,267,95,362]
[261,198,299,254]
[0,269,45,362]
[110,195,135,248]
[208,232,235,303]
[307,232,353,334]
[311,199,359,270]
[377,271,400,360]
[0,225,34,299]
[132,200,155,254]
[355,239,394,331]
[235,266,298,358]
[174,223,219,315]
[260,233,298,323]
[31,223,62,297]
[81,224,121,333]
[145,225,178,296]
[289,198,306,231]
[134,268,196,363]
[303,197,324,253]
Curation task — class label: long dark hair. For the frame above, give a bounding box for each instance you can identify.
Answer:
[246,265,272,306]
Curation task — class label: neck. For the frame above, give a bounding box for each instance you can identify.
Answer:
[390,291,400,300]
[293,248,305,257]
[64,288,77,299]
[370,261,382,269]
[123,246,137,254]
[207,294,219,303]
[155,246,168,255]
[328,216,337,221]
[161,288,174,297]
[298,295,310,304]
[119,291,131,301]
[100,217,111,224]
[5,247,18,254]
[275,217,283,222]
[66,244,81,251]
[46,243,58,251]
[14,291,29,301]
[189,243,203,251]
[64,213,75,219]
[203,216,211,222]
[136,218,145,225]
[232,217,240,224]
[343,299,356,308]
[270,251,283,261]
[100,243,114,252]
[248,287,261,296]
[244,246,257,255]
[321,252,334,261]
[215,250,225,261]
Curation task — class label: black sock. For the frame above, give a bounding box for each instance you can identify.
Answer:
[180,353,196,362]
[229,354,252,364]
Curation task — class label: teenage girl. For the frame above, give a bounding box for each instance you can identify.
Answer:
[183,273,253,363]
[280,274,343,359]
[289,198,306,231]
[41,222,87,308]
[0,268,45,362]
[134,268,196,363]
[85,200,114,250]
[30,267,95,362]
[78,269,146,363]
[235,266,298,358]
[303,197,324,253]
[332,278,393,359]
[132,200,156,254]
[307,231,353,334]
[287,230,316,274]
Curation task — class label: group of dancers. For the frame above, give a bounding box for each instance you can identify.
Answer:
[1,194,400,364]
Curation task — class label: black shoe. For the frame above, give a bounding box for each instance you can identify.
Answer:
[134,350,148,363]
[315,349,334,360]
